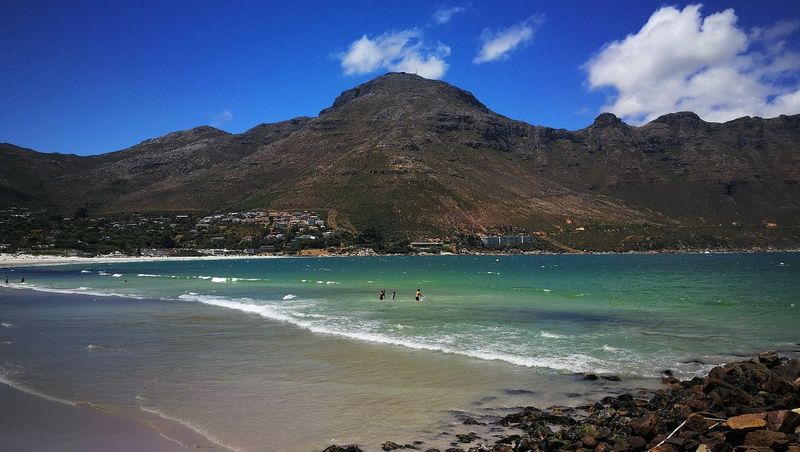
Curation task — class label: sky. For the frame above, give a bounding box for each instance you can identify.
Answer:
[1,0,799,155]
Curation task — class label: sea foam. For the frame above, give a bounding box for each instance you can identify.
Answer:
[139,406,242,452]
[175,293,618,374]
[0,371,77,406]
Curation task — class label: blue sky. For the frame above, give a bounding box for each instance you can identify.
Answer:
[2,0,798,155]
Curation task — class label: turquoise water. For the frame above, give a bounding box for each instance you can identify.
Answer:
[1,253,798,450]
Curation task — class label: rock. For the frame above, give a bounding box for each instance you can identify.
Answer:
[663,370,674,377]
[766,409,800,432]
[596,427,613,440]
[517,437,538,450]
[696,444,712,452]
[611,438,631,452]
[742,430,790,448]
[494,434,519,446]
[572,424,600,439]
[456,432,478,443]
[594,443,613,452]
[683,439,701,451]
[492,445,513,452]
[382,441,403,451]
[584,374,600,381]
[685,413,710,433]
[649,445,677,452]
[665,436,685,448]
[630,413,660,439]
[704,377,754,411]
[582,436,598,447]
[323,446,364,452]
[602,375,622,382]
[499,407,543,425]
[687,396,708,412]
[525,423,552,440]
[545,438,569,450]
[726,413,767,430]
[463,417,485,426]
[628,436,646,450]
[662,376,681,385]
[757,350,780,368]
[404,444,418,450]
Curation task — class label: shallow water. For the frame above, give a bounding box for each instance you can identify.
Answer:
[0,253,798,450]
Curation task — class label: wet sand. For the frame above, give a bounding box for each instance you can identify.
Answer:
[0,383,219,451]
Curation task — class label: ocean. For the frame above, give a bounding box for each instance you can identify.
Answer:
[1,253,798,450]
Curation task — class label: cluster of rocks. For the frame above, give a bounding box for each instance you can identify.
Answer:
[324,351,800,452]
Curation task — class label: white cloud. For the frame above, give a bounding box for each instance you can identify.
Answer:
[585,4,800,123]
[433,6,465,25]
[211,109,233,126]
[473,15,544,64]
[339,29,450,79]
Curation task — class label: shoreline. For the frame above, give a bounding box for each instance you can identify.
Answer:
[2,248,799,268]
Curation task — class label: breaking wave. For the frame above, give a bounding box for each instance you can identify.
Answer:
[175,293,617,374]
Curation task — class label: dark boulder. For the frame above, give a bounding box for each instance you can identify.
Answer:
[742,429,791,449]
[455,432,478,443]
[462,417,482,425]
[382,441,403,450]
[323,446,364,452]
[757,350,780,368]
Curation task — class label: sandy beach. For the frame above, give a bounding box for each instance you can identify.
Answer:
[0,252,288,269]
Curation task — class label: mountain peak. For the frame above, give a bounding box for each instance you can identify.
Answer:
[591,112,625,128]
[650,111,703,127]
[319,72,489,116]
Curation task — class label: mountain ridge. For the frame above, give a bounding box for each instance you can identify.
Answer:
[1,72,799,247]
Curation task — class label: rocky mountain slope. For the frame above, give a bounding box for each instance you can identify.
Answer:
[1,72,798,244]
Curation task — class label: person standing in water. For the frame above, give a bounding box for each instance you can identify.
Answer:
[415,289,423,302]
[391,291,396,301]
[379,290,385,300]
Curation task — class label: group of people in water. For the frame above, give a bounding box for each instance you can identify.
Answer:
[378,288,424,301]
[4,277,23,284]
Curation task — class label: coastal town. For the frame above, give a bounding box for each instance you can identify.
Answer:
[0,206,548,257]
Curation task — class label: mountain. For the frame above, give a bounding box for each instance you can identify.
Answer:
[2,72,799,247]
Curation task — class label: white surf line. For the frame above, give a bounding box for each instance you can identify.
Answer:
[140,406,241,452]
[1,282,148,299]
[177,294,619,375]
[0,374,77,406]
